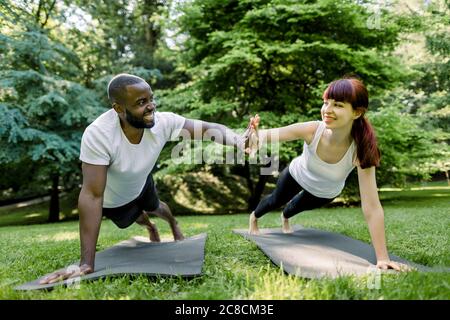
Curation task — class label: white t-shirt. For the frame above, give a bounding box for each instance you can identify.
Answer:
[79,109,186,208]
[289,121,356,198]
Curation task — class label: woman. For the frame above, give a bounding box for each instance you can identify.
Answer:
[248,77,409,271]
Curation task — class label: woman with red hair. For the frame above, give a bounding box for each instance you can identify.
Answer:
[248,77,408,271]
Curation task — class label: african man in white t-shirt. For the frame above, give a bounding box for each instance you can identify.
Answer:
[40,73,257,283]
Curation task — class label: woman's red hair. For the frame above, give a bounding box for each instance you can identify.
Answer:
[322,77,380,168]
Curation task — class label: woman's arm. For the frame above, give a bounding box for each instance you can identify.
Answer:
[258,121,319,145]
[357,166,409,271]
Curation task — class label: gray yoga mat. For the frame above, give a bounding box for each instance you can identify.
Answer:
[234,225,448,279]
[16,233,207,291]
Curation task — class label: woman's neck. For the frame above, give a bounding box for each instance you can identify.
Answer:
[324,124,353,147]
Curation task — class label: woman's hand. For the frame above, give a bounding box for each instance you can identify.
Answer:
[376,260,412,272]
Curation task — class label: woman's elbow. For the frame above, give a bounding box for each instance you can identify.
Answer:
[362,203,383,219]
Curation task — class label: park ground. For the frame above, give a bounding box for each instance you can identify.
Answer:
[0,182,449,299]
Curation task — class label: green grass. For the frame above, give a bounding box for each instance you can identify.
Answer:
[0,186,449,300]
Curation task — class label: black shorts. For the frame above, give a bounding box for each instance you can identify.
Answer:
[102,174,160,229]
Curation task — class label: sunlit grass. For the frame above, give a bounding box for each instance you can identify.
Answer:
[0,186,449,299]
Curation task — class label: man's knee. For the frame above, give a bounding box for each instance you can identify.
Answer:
[135,212,149,225]
[158,201,171,212]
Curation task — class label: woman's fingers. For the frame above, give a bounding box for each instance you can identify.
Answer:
[376,260,412,272]
[398,262,413,272]
[252,114,260,128]
[389,262,401,271]
[242,114,260,155]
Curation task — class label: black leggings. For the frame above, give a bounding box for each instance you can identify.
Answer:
[253,166,335,219]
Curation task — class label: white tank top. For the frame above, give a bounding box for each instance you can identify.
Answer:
[289,121,356,198]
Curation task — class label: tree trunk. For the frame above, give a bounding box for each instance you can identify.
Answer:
[48,173,60,222]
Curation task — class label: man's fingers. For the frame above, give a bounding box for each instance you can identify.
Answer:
[389,262,412,272]
[39,273,62,284]
[39,264,94,285]
[243,114,260,154]
[246,117,254,130]
[48,274,67,284]
[68,269,86,279]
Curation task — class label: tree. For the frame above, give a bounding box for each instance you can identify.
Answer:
[369,0,450,186]
[163,0,410,208]
[63,0,184,90]
[0,1,105,221]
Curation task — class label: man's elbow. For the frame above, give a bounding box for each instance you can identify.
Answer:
[79,187,103,204]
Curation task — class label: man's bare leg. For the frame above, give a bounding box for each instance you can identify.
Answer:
[145,201,184,241]
[249,211,260,235]
[136,212,161,242]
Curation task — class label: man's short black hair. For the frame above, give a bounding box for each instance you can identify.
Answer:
[107,74,146,104]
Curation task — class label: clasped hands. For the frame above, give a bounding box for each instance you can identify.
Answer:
[242,114,260,157]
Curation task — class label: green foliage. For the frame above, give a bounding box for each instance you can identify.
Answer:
[0,70,105,165]
[411,1,450,133]
[177,0,406,121]
[0,2,106,204]
[371,106,449,185]
[356,0,450,193]
[341,98,449,198]
[165,0,419,199]
[1,0,448,209]
[65,0,182,89]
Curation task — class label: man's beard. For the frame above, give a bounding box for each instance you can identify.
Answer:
[125,109,155,129]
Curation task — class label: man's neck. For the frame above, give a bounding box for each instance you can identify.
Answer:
[119,118,144,144]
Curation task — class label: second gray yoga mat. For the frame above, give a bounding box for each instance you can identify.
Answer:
[16,233,207,291]
[234,225,448,279]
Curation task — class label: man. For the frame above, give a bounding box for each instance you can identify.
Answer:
[40,73,256,284]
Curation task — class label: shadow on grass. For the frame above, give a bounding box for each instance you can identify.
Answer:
[1,186,448,228]
[0,195,80,228]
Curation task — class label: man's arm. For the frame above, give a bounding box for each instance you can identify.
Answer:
[182,118,248,150]
[39,163,107,284]
[78,163,107,269]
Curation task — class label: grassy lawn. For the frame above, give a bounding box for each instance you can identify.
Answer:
[0,185,449,300]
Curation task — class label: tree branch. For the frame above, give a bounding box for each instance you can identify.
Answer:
[41,0,57,28]
[35,0,43,24]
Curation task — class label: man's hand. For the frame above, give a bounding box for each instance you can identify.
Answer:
[39,264,93,284]
[376,260,413,272]
[243,114,260,156]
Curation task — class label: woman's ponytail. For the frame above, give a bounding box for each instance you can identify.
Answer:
[351,116,380,168]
